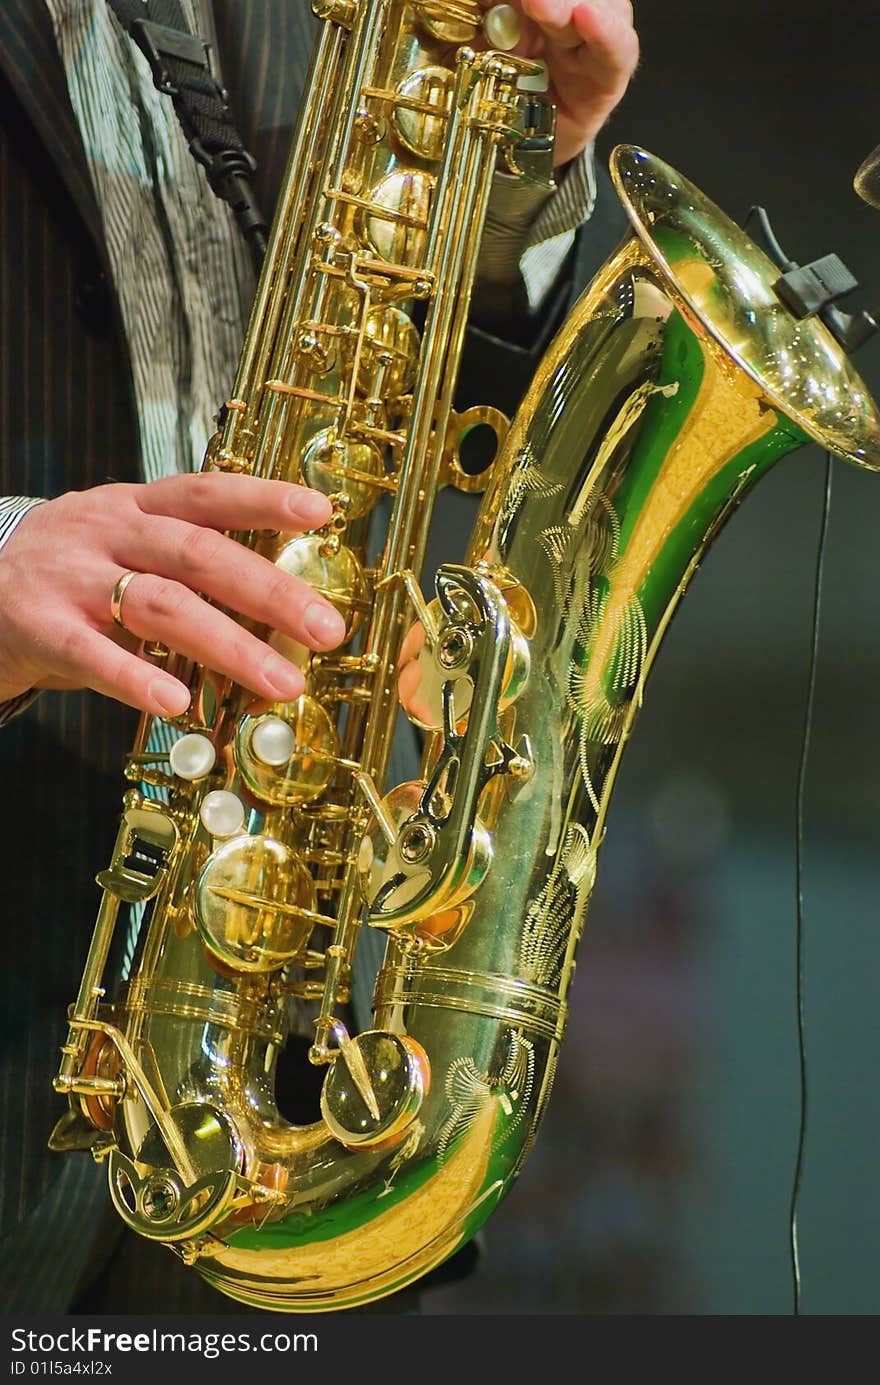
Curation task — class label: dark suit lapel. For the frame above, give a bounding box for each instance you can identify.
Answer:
[0,0,103,253]
[211,0,317,215]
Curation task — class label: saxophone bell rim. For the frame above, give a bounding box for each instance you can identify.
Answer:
[609,143,880,473]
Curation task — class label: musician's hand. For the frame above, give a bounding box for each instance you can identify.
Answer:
[490,0,640,166]
[0,474,346,716]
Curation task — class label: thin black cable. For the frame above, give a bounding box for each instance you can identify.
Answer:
[741,205,797,273]
[790,450,833,1316]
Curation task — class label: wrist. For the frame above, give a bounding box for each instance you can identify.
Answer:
[0,688,40,727]
[0,496,48,556]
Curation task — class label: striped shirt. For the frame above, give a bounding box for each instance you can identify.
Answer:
[45,0,255,487]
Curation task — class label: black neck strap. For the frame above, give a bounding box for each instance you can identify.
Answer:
[107,0,267,267]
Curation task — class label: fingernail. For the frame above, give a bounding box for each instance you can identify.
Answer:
[150,679,190,716]
[262,655,304,699]
[292,489,333,526]
[304,601,346,647]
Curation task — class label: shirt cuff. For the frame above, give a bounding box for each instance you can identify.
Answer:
[476,142,598,311]
[0,688,39,727]
[0,497,46,726]
[0,496,47,553]
[521,143,598,309]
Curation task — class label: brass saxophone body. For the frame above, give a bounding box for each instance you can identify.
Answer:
[52,1,880,1310]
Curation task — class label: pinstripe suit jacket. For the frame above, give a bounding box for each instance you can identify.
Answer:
[0,0,626,1312]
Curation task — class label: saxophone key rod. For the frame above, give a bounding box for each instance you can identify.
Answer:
[220,21,344,442]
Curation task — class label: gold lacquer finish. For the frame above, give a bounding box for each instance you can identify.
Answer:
[53,0,880,1313]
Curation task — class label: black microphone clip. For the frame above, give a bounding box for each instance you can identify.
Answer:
[743,205,877,355]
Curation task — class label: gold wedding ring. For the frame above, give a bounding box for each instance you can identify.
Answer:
[110,569,139,633]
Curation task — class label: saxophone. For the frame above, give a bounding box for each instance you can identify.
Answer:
[51,0,880,1311]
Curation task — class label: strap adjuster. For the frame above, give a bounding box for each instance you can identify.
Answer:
[129,18,211,96]
[107,0,268,263]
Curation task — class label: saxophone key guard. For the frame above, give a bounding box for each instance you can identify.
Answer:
[356,777,492,934]
[397,560,530,732]
[360,564,528,936]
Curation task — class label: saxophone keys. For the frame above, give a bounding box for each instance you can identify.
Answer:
[301,427,389,519]
[168,732,216,782]
[250,716,298,767]
[195,834,317,973]
[482,4,522,51]
[397,601,473,731]
[235,697,339,806]
[95,801,178,904]
[416,1,479,44]
[357,170,434,268]
[108,1103,243,1242]
[272,532,369,651]
[359,305,419,397]
[320,1030,429,1151]
[199,790,246,840]
[392,67,454,162]
[397,588,529,732]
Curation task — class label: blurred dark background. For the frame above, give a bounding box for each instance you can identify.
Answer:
[424,0,880,1316]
